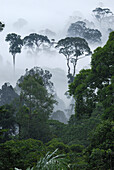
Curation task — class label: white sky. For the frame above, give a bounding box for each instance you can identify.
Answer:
[0,0,114,31]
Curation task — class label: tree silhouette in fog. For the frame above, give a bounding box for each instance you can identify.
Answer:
[0,21,5,32]
[23,33,50,54]
[56,37,91,82]
[5,33,23,70]
[67,21,102,44]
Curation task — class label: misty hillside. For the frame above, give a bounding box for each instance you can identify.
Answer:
[0,0,114,169]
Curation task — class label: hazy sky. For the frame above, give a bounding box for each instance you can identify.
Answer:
[0,0,114,31]
[0,0,114,102]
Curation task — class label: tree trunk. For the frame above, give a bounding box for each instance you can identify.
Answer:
[13,54,15,71]
[67,58,71,75]
[73,57,78,77]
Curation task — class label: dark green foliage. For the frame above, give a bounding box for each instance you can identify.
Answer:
[16,67,55,142]
[46,138,70,154]
[18,68,55,116]
[0,105,16,143]
[48,120,67,140]
[89,120,113,149]
[69,31,114,119]
[76,32,114,170]
[68,144,87,169]
[67,21,102,43]
[64,112,101,146]
[91,31,114,120]
[27,148,68,170]
[69,69,96,118]
[0,139,46,170]
[17,106,52,142]
[85,120,114,170]
[0,129,8,143]
[67,32,114,169]
[91,33,114,87]
[70,144,84,153]
[45,141,87,170]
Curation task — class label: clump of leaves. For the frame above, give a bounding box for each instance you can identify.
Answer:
[27,149,68,170]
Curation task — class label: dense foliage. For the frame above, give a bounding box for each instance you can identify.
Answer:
[68,31,114,169]
[16,67,55,142]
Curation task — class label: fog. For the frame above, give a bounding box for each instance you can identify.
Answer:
[0,0,114,109]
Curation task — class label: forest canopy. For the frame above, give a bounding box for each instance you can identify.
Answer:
[0,3,114,169]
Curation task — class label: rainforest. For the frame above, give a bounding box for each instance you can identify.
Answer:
[0,1,114,169]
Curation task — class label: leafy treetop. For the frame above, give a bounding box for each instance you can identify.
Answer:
[23,33,50,53]
[5,33,23,69]
[92,7,113,22]
[67,21,102,44]
[56,37,91,81]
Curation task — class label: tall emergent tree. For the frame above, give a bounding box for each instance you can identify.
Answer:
[16,67,56,141]
[69,31,114,119]
[92,7,114,35]
[56,37,91,82]
[68,32,114,169]
[5,33,23,70]
[23,33,50,54]
[91,31,114,120]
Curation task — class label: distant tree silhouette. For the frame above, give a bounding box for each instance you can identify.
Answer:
[0,83,19,106]
[5,33,23,70]
[56,37,91,82]
[92,7,113,23]
[0,21,5,32]
[23,33,50,54]
[67,21,102,44]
